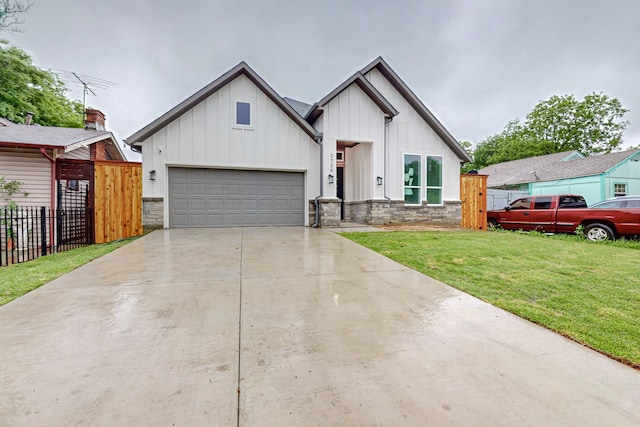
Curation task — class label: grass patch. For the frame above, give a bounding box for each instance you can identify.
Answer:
[343,230,640,367]
[0,238,137,306]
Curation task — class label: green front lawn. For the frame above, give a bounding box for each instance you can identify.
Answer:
[0,238,136,306]
[344,230,640,368]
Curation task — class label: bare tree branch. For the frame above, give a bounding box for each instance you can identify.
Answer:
[0,0,34,33]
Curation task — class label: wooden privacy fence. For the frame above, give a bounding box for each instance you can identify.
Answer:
[460,173,488,231]
[94,161,143,244]
[57,159,142,244]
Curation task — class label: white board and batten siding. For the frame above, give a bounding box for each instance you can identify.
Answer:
[318,83,386,201]
[364,68,462,203]
[140,74,320,226]
[0,148,51,207]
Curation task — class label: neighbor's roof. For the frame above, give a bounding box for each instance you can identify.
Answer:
[0,121,126,159]
[127,62,322,147]
[478,150,640,187]
[360,57,473,162]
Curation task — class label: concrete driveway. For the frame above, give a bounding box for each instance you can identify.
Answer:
[1,227,639,426]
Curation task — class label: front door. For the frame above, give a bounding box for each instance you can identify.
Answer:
[337,166,344,220]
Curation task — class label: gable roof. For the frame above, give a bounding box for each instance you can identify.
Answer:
[127,62,322,148]
[360,57,472,162]
[306,71,399,123]
[0,122,125,159]
[478,150,640,187]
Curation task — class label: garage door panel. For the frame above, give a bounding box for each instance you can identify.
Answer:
[225,183,241,194]
[171,168,191,179]
[189,199,206,211]
[242,184,258,196]
[169,168,304,228]
[242,199,257,210]
[224,213,242,225]
[258,183,274,193]
[190,214,207,226]
[207,212,224,227]
[206,184,224,196]
[242,213,258,224]
[258,199,274,210]
[224,198,242,210]
[171,182,189,194]
[189,182,206,193]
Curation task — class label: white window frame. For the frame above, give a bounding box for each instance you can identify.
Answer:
[425,154,443,205]
[613,183,627,197]
[403,153,422,206]
[235,101,252,127]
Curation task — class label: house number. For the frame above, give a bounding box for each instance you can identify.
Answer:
[330,153,334,173]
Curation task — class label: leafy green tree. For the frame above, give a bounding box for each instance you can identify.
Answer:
[524,93,628,156]
[466,93,629,170]
[0,40,83,127]
[0,0,33,33]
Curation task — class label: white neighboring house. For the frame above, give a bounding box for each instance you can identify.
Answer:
[0,109,126,208]
[126,58,472,229]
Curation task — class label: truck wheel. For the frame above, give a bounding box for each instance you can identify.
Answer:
[487,218,499,230]
[584,223,615,242]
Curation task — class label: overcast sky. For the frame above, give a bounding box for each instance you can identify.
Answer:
[5,0,639,160]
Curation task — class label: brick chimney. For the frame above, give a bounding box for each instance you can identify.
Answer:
[85,109,106,131]
[86,109,108,160]
[90,140,107,160]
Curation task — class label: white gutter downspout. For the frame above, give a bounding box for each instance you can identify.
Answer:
[384,117,393,209]
[312,135,323,228]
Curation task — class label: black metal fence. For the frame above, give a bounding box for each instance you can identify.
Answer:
[0,205,93,267]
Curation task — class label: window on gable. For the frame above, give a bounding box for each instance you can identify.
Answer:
[236,102,251,126]
[426,155,443,205]
[403,154,421,205]
[614,183,627,197]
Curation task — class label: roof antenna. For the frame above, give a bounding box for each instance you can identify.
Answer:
[72,72,96,114]
[52,70,118,121]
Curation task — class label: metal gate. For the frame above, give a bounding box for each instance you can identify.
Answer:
[56,159,95,246]
[56,179,92,247]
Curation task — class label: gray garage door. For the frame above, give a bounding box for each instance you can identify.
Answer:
[168,168,304,227]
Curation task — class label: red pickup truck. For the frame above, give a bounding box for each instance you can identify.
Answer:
[487,194,640,241]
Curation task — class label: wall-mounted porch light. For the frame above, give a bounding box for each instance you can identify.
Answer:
[377,176,383,185]
[328,174,334,184]
[149,169,156,181]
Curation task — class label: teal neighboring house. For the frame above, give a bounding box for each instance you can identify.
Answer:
[477,149,640,205]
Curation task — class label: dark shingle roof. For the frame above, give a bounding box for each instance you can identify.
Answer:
[0,122,114,148]
[478,150,640,187]
[283,97,313,118]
